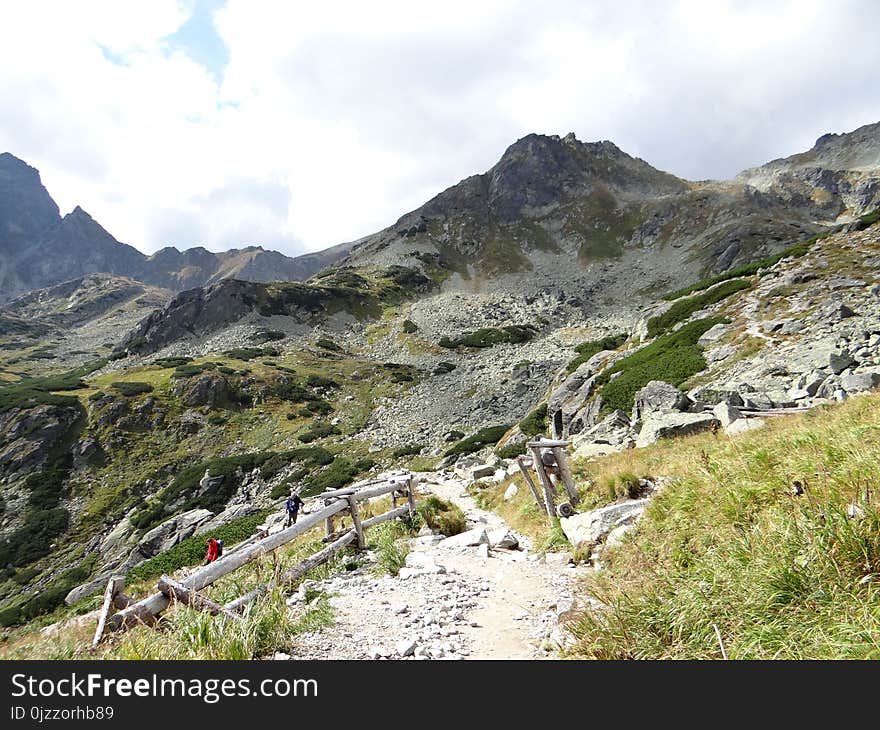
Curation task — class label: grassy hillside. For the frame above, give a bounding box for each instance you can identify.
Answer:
[566,393,880,659]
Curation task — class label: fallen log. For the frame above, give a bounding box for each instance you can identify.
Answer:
[158,576,243,622]
[225,530,357,613]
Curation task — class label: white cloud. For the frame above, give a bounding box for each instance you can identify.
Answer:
[0,0,878,257]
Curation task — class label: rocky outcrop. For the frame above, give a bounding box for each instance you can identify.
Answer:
[636,412,720,447]
[559,499,651,547]
[632,381,689,422]
[0,404,81,480]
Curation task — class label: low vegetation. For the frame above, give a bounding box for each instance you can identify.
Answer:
[597,317,726,413]
[416,496,467,537]
[0,359,105,413]
[518,404,548,437]
[568,393,880,659]
[565,333,628,373]
[128,512,271,582]
[444,424,512,456]
[647,279,751,337]
[439,325,536,349]
[663,234,824,301]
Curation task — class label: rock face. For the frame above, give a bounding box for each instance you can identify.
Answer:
[0,404,81,480]
[122,508,214,568]
[632,381,689,422]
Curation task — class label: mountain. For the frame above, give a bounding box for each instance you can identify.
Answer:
[0,153,351,301]
[340,126,880,288]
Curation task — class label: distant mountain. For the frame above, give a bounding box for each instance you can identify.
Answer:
[340,126,880,282]
[0,153,352,301]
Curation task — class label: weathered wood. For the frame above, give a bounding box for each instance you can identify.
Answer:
[92,576,125,648]
[158,576,243,622]
[529,446,557,519]
[406,477,416,516]
[526,439,571,448]
[552,447,579,505]
[346,495,366,550]
[113,593,134,610]
[225,530,357,613]
[360,504,411,529]
[516,456,547,513]
[107,500,348,631]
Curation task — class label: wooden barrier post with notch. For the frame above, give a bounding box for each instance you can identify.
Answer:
[515,456,547,514]
[346,495,365,550]
[551,445,579,505]
[528,445,557,519]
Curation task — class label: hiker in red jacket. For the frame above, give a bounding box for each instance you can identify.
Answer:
[204,537,221,564]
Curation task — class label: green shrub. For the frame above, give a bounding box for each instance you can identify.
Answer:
[566,333,627,373]
[128,511,271,582]
[301,399,333,415]
[596,317,726,413]
[663,235,824,300]
[0,360,105,414]
[444,424,511,456]
[433,361,456,374]
[172,362,217,378]
[648,279,751,338]
[439,325,536,349]
[154,356,193,368]
[224,348,265,361]
[110,381,154,397]
[371,522,411,576]
[519,404,548,437]
[495,442,527,459]
[0,559,97,626]
[315,338,341,352]
[298,422,341,443]
[0,509,69,567]
[392,443,425,458]
[300,457,372,495]
[854,208,880,231]
[306,374,340,389]
[249,329,286,343]
[402,319,419,333]
[417,496,467,536]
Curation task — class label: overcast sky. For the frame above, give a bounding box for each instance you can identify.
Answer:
[1,0,879,257]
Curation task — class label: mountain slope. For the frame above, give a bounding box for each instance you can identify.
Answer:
[0,154,352,301]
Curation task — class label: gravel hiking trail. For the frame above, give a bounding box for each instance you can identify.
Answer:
[285,472,589,660]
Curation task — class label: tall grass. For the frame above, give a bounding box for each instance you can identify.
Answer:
[567,393,880,659]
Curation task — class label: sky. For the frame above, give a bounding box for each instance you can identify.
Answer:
[1,0,879,258]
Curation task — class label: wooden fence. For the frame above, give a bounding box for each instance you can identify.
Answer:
[515,439,579,520]
[96,472,417,642]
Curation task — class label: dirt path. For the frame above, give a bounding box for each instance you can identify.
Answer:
[285,472,588,660]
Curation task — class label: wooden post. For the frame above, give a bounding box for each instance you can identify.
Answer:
[516,456,546,513]
[158,576,243,622]
[552,447,579,506]
[346,495,365,550]
[225,530,357,613]
[529,446,557,519]
[406,476,416,517]
[92,575,125,649]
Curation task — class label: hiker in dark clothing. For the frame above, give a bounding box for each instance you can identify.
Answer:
[285,491,304,527]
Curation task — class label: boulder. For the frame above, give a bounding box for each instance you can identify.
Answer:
[559,499,650,547]
[632,381,688,422]
[488,528,519,550]
[470,465,495,480]
[840,371,880,393]
[712,401,742,428]
[125,508,214,565]
[438,528,489,548]
[503,483,519,501]
[697,323,728,346]
[725,417,766,436]
[636,413,719,447]
[548,363,594,413]
[180,374,230,407]
[829,351,857,375]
